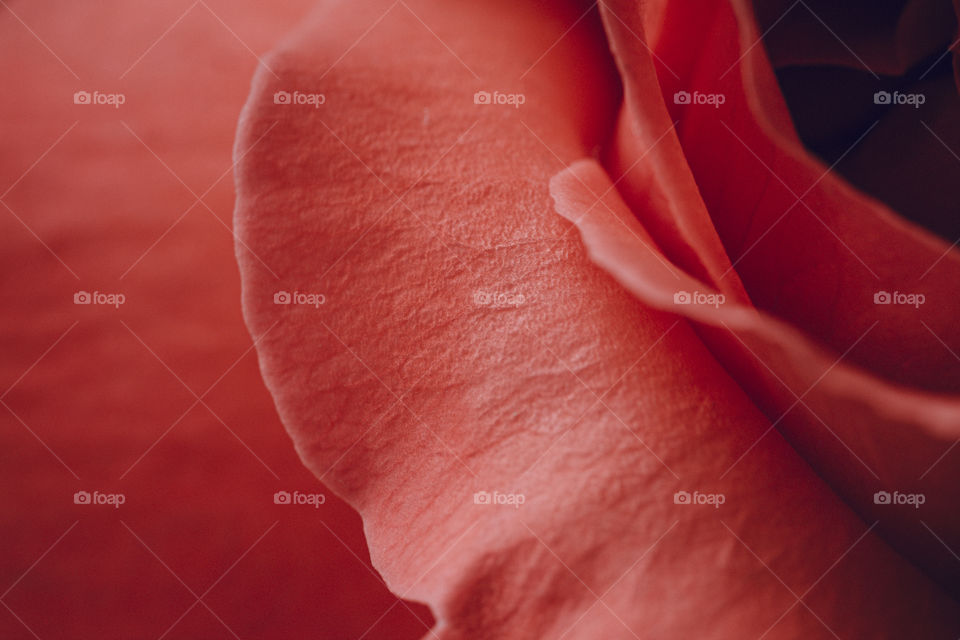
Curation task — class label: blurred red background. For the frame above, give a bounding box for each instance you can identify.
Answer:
[0,1,432,637]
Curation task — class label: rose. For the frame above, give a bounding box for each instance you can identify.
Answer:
[9,0,959,638]
[234,0,960,637]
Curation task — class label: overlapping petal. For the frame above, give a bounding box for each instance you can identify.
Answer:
[234,0,960,635]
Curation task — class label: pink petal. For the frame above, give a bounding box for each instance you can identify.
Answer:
[582,0,960,598]
[235,0,960,635]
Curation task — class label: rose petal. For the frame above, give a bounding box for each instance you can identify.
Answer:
[643,0,960,394]
[235,0,960,635]
[579,0,960,597]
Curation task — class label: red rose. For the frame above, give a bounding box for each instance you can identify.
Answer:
[6,0,960,637]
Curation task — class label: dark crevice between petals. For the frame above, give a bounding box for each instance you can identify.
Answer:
[761,0,960,242]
